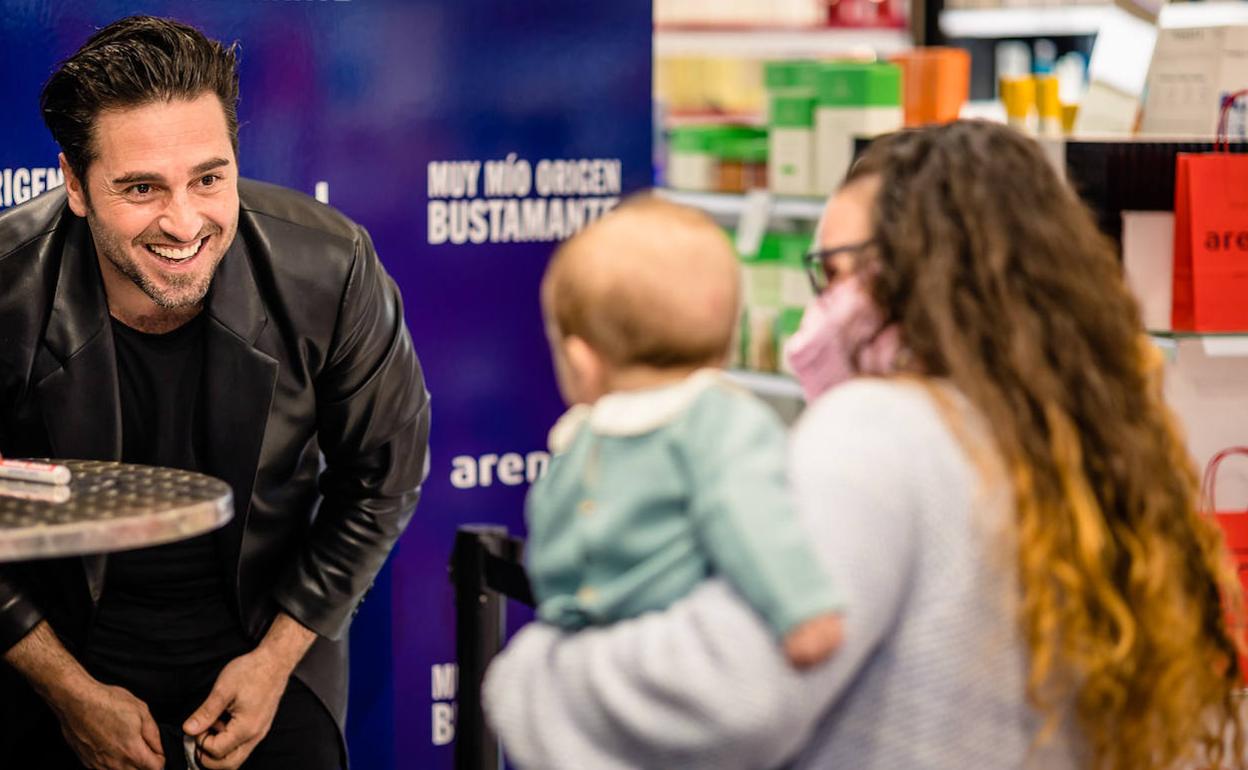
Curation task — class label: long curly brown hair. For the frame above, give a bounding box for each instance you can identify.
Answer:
[847,121,1245,770]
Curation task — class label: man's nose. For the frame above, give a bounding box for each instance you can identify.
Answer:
[158,190,206,243]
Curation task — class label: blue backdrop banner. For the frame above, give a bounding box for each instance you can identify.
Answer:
[0,2,652,767]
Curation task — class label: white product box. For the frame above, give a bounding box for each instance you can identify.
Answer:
[814,106,903,195]
[768,127,815,196]
[1140,25,1248,138]
[1122,210,1175,331]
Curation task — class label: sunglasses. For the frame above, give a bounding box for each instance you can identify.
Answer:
[802,239,877,294]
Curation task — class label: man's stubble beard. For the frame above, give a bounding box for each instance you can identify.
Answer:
[86,207,227,311]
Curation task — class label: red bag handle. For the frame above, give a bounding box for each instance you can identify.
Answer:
[1215,89,1248,153]
[1201,447,1248,514]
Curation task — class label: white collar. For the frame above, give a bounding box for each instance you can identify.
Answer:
[547,368,734,453]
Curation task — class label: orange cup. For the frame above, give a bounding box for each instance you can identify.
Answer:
[890,47,972,127]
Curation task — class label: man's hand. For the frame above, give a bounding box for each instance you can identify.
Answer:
[54,679,165,770]
[4,621,163,770]
[183,613,316,770]
[182,647,287,770]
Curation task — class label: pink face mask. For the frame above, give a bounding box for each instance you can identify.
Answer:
[783,275,902,402]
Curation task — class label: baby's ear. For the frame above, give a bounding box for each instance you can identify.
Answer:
[563,335,606,403]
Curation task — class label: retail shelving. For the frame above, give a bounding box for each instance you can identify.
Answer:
[730,339,1246,400]
[656,189,826,222]
[665,112,768,127]
[940,5,1112,38]
[723,341,1248,411]
[725,369,804,400]
[724,336,1248,411]
[1157,1,1248,28]
[654,26,912,57]
[726,370,805,424]
[1149,332,1248,359]
[727,337,1248,411]
[940,1,1248,40]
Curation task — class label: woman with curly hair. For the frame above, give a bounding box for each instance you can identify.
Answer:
[484,120,1246,770]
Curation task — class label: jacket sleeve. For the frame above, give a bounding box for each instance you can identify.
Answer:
[0,359,46,653]
[270,226,431,640]
[0,572,45,653]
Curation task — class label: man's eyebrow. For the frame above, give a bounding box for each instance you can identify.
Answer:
[191,157,232,176]
[111,170,167,186]
[110,157,232,187]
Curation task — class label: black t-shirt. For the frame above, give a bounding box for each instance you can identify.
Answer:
[86,314,251,672]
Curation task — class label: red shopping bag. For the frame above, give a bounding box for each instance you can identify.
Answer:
[1201,447,1248,681]
[1172,90,1248,332]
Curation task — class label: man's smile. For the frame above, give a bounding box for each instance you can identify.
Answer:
[144,235,208,264]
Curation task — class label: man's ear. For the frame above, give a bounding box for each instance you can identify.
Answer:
[563,335,606,403]
[59,153,89,218]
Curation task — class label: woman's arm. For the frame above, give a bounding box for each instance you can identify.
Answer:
[484,381,929,770]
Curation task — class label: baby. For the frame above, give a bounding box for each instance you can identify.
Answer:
[524,195,844,668]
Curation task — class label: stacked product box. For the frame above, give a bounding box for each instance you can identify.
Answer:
[667,125,769,193]
[813,61,904,193]
[734,231,813,374]
[764,60,903,197]
[766,61,821,196]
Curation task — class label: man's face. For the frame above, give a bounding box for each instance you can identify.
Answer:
[63,93,239,316]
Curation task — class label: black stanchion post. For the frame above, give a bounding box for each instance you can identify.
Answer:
[451,525,507,770]
[450,524,535,770]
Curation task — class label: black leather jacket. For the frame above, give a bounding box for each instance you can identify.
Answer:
[0,179,431,731]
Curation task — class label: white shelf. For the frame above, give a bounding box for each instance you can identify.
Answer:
[941,5,1111,38]
[1149,332,1248,359]
[940,2,1248,39]
[657,188,826,221]
[654,27,912,57]
[1161,1,1248,28]
[959,99,1008,122]
[725,369,805,401]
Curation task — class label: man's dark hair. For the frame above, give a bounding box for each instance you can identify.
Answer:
[40,15,240,186]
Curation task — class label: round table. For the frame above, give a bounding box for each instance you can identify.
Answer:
[0,460,233,562]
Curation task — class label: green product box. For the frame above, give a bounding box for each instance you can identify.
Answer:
[668,124,762,154]
[740,233,786,373]
[815,62,902,108]
[770,94,816,130]
[764,60,821,93]
[711,135,769,163]
[741,233,784,309]
[668,125,765,192]
[777,232,814,307]
[776,307,806,376]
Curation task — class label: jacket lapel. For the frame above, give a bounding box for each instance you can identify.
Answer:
[31,214,121,603]
[202,231,279,605]
[33,215,122,463]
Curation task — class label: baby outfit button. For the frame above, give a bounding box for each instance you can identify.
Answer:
[576,586,598,603]
[578,499,596,516]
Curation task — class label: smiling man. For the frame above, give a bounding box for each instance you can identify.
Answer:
[75,97,239,333]
[0,16,430,770]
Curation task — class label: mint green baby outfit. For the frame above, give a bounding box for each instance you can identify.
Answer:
[525,369,842,638]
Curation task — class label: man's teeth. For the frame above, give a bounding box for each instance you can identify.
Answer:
[147,239,203,261]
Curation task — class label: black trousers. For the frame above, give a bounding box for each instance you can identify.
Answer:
[8,659,341,770]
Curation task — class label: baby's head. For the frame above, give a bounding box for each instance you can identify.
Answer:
[541,195,740,405]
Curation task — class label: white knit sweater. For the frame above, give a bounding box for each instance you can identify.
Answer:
[483,379,1083,770]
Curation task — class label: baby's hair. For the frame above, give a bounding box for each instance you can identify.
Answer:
[542,193,740,368]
